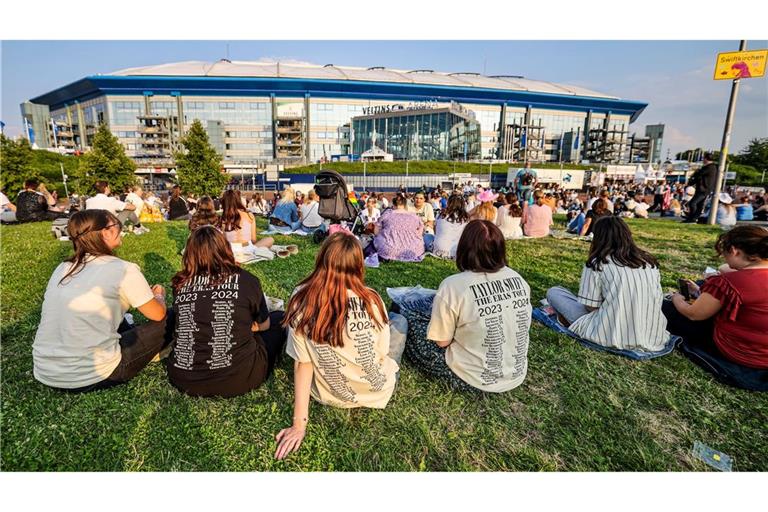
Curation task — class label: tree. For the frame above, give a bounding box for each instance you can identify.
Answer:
[732,138,768,172]
[174,120,228,197]
[74,124,136,195]
[0,134,35,196]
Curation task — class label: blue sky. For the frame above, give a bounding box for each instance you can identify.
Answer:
[2,40,767,158]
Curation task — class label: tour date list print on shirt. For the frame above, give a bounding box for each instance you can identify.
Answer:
[468,276,529,386]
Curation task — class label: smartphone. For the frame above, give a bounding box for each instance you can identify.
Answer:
[678,278,691,300]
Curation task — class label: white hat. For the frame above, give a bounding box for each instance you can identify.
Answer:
[719,192,733,205]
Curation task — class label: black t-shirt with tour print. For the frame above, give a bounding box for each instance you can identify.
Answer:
[167,268,270,397]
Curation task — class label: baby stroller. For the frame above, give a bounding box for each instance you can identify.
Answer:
[313,169,363,243]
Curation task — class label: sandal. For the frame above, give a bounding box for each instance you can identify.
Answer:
[270,245,291,258]
[285,244,299,255]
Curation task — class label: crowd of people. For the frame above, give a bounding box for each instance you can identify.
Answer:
[2,167,766,461]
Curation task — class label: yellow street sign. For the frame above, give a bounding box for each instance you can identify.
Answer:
[714,49,768,80]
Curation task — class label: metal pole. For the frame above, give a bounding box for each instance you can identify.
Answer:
[405,159,409,193]
[708,40,746,225]
[60,163,69,198]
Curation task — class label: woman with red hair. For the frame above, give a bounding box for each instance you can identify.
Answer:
[274,232,408,459]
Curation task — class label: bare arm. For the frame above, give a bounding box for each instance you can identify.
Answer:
[671,292,722,321]
[135,285,167,322]
[580,218,592,237]
[275,361,314,460]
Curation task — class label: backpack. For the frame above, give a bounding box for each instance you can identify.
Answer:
[51,217,69,239]
[521,171,534,186]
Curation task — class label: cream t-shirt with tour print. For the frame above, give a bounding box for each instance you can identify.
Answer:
[286,290,399,409]
[426,267,532,392]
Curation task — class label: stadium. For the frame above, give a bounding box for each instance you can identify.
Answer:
[23,59,648,171]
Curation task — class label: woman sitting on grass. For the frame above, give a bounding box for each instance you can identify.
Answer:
[274,232,408,459]
[269,186,301,232]
[188,196,218,230]
[167,225,287,397]
[468,189,497,222]
[496,192,524,240]
[432,194,469,259]
[406,220,532,393]
[579,198,610,237]
[546,216,670,352]
[523,190,553,238]
[32,210,173,392]
[663,226,768,391]
[219,189,274,249]
[373,193,424,262]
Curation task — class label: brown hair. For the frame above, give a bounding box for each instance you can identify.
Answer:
[442,194,469,224]
[391,193,408,209]
[456,220,507,273]
[283,232,387,348]
[219,189,248,232]
[505,192,523,217]
[59,209,120,285]
[586,216,658,271]
[94,180,109,194]
[171,225,240,291]
[592,198,608,216]
[189,196,218,230]
[533,190,545,206]
[715,225,768,261]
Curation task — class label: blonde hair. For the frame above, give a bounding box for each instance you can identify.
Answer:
[280,186,296,204]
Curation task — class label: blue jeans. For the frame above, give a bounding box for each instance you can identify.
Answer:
[546,287,589,326]
[567,213,585,234]
[423,233,435,253]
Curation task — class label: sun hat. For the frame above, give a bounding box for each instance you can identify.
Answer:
[477,189,496,203]
[719,192,734,205]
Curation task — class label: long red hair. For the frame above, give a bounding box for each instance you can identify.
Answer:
[282,232,387,347]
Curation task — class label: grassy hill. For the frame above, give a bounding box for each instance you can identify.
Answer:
[2,217,766,471]
[283,160,593,175]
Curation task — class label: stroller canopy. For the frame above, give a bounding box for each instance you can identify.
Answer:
[314,169,359,222]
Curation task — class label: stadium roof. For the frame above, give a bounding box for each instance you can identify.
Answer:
[29,59,647,122]
[108,59,619,100]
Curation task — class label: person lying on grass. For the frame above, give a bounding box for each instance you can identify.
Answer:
[663,225,768,391]
[274,232,408,460]
[546,216,670,353]
[407,220,532,393]
[32,209,172,393]
[167,225,287,398]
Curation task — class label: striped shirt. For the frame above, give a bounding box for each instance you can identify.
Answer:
[569,259,669,351]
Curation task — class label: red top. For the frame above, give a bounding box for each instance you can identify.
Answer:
[701,268,768,369]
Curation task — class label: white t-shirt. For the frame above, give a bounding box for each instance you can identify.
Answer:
[408,203,436,234]
[569,260,669,351]
[125,192,144,217]
[286,290,399,409]
[359,207,381,225]
[0,192,10,209]
[427,267,532,392]
[496,205,523,239]
[634,202,650,218]
[300,201,323,228]
[432,217,467,259]
[32,255,155,388]
[86,193,127,215]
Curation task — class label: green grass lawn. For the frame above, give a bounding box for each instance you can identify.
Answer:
[1,217,766,471]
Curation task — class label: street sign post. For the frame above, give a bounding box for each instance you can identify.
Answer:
[708,41,767,225]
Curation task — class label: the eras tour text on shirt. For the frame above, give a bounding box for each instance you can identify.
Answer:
[173,274,241,371]
[468,276,529,387]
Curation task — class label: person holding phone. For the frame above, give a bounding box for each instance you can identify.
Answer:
[663,226,768,390]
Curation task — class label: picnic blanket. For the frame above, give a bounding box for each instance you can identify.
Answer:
[549,229,592,241]
[261,227,312,236]
[532,306,679,360]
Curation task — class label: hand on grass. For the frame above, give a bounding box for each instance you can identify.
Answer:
[275,425,306,460]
